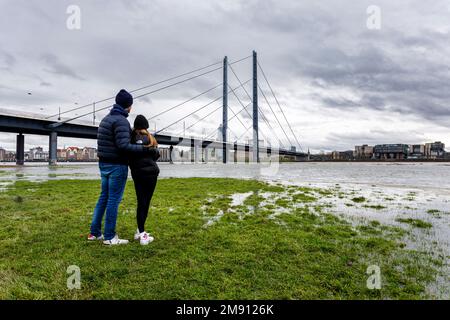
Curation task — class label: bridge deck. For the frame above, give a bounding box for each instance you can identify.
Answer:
[0,114,306,157]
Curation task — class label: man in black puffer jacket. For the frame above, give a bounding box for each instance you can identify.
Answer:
[88,89,157,245]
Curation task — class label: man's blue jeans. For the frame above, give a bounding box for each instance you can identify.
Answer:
[90,163,128,240]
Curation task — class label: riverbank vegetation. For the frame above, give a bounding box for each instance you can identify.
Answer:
[0,178,444,299]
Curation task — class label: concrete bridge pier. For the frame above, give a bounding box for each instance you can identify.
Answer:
[194,142,200,164]
[190,137,195,163]
[16,133,24,165]
[245,143,250,163]
[49,131,57,165]
[189,137,201,163]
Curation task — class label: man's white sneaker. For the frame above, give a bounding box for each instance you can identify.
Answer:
[88,234,103,241]
[138,231,154,245]
[103,235,129,245]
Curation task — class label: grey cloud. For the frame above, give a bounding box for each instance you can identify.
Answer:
[293,40,450,127]
[0,51,16,70]
[137,95,152,104]
[40,53,85,80]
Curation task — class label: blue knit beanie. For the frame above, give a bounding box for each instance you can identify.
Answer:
[115,89,133,108]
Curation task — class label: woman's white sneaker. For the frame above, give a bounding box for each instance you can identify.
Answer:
[103,234,129,245]
[138,231,154,245]
[87,234,103,241]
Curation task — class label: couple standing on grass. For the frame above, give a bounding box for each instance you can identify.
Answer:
[87,89,160,246]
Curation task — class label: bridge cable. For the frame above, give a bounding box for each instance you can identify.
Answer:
[178,104,222,137]
[155,80,251,135]
[49,68,224,127]
[228,63,272,126]
[226,83,271,145]
[45,61,224,119]
[46,56,252,120]
[203,101,251,141]
[227,63,284,147]
[258,85,293,148]
[228,63,272,127]
[236,125,253,142]
[177,104,241,143]
[155,97,222,134]
[257,61,303,152]
[147,82,222,121]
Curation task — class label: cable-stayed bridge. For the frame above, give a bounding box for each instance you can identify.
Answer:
[0,51,308,165]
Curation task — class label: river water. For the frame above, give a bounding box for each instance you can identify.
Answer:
[1,161,449,297]
[1,161,450,187]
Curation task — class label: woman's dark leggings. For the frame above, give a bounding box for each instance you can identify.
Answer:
[133,176,158,233]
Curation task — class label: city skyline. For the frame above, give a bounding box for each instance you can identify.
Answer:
[0,140,444,161]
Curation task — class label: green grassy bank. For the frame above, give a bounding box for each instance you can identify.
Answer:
[0,178,442,299]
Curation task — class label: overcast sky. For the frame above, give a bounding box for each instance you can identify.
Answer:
[0,0,449,152]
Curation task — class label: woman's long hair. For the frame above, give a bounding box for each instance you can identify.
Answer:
[133,128,158,147]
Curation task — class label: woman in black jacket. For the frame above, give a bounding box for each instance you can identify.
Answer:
[129,115,160,245]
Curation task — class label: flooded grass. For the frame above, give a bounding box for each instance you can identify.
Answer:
[0,178,447,299]
[396,218,433,229]
[0,170,9,176]
[363,204,387,210]
[351,196,367,203]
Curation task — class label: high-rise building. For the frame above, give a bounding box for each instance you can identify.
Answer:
[332,150,354,160]
[408,144,425,159]
[424,141,445,159]
[373,144,409,160]
[354,145,374,159]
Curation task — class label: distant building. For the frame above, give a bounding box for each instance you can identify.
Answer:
[79,147,97,161]
[76,150,84,161]
[5,151,16,162]
[29,147,48,161]
[66,147,80,161]
[354,145,374,160]
[332,150,354,161]
[57,149,67,161]
[408,144,425,159]
[373,144,409,160]
[424,141,445,159]
[309,152,333,161]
